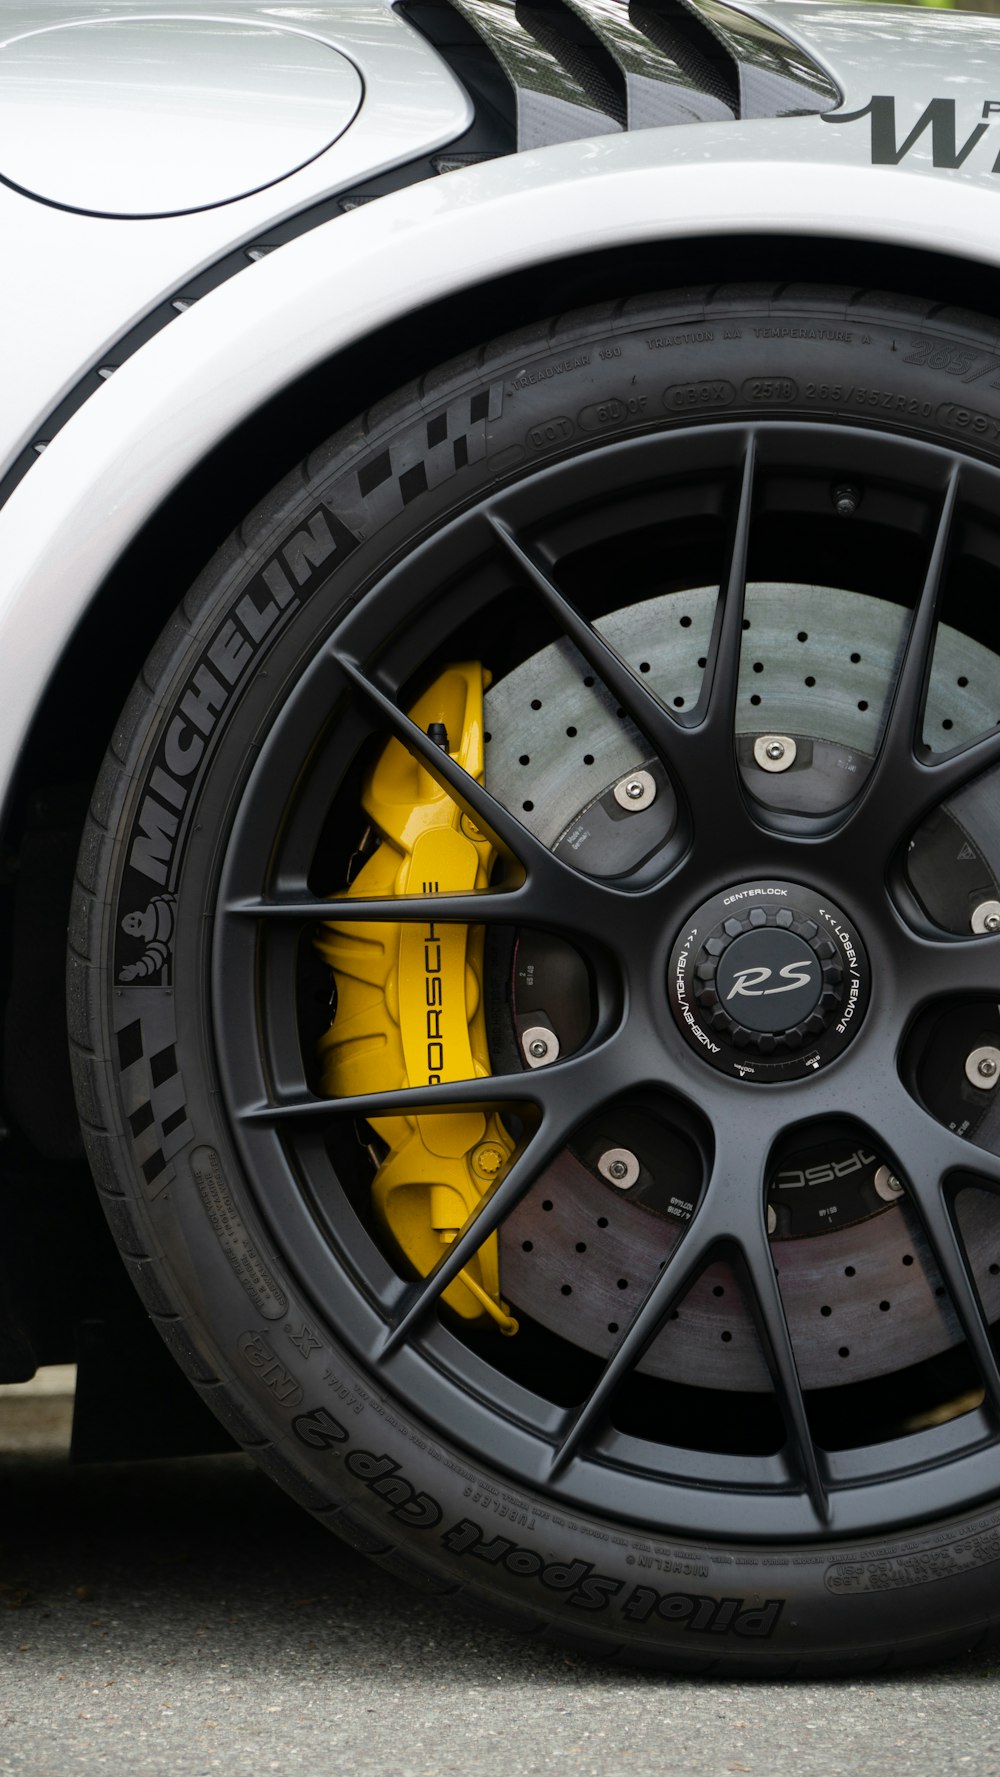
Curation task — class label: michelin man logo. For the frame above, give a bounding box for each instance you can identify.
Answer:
[118,893,175,983]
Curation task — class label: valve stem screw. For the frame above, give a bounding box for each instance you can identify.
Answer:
[832,482,862,516]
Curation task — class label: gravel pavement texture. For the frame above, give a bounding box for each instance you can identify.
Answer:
[1,1380,999,1777]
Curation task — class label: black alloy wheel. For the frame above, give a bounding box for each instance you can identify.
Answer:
[73,286,1000,1671]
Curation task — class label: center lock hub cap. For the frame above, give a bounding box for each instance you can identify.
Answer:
[668,880,870,1081]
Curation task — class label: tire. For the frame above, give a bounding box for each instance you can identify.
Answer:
[70,283,1000,1673]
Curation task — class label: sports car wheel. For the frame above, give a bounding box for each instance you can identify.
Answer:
[72,285,1000,1672]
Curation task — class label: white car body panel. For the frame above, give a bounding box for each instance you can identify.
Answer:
[3,0,1000,822]
[0,16,366,216]
[0,2,472,477]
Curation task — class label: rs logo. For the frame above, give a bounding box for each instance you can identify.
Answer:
[726,962,814,1000]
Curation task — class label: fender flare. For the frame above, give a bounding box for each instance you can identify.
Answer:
[0,127,995,816]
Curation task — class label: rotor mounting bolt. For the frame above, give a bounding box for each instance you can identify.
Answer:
[522,1025,560,1069]
[971,900,1000,934]
[832,482,862,517]
[874,1164,904,1202]
[613,768,656,812]
[965,1045,1000,1089]
[597,1146,640,1189]
[752,733,797,774]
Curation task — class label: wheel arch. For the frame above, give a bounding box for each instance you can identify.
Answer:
[5,135,1000,831]
[8,223,1000,861]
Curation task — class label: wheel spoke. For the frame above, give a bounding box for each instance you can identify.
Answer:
[548,1100,826,1521]
[381,1086,605,1356]
[330,646,571,885]
[696,434,757,751]
[916,1179,1000,1414]
[712,1105,827,1521]
[883,467,958,767]
[892,1089,1000,1195]
[851,468,962,841]
[226,885,541,927]
[912,730,1000,815]
[484,511,687,767]
[240,1045,607,1128]
[735,1218,828,1523]
[896,928,1000,1006]
[883,1088,1000,1412]
[485,441,757,839]
[546,1199,723,1478]
[659,435,759,860]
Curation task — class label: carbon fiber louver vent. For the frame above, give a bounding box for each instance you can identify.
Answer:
[516,3,627,131]
[402,0,839,148]
[692,0,839,119]
[445,0,626,146]
[629,0,738,119]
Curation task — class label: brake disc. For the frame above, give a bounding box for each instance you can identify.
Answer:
[483,583,1000,847]
[486,583,1000,1390]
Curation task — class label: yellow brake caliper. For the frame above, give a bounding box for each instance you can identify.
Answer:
[316,664,518,1334]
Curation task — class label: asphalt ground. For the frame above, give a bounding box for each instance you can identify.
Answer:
[2,1373,1000,1777]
